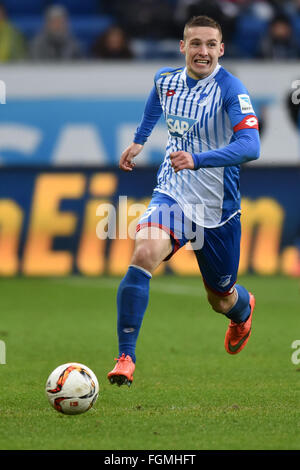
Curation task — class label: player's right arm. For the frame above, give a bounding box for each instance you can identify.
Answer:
[119,142,144,171]
[119,67,171,171]
[133,85,163,146]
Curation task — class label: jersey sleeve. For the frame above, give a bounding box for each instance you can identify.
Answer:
[191,74,260,169]
[224,77,259,132]
[191,128,260,168]
[133,85,163,145]
[133,67,176,145]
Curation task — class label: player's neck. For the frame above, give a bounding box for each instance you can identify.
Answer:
[186,63,220,83]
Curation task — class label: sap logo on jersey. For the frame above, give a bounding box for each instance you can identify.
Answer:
[238,94,254,114]
[166,114,197,138]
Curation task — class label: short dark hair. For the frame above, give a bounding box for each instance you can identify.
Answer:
[183,15,223,41]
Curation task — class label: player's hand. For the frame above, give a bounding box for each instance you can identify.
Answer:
[119,143,144,172]
[170,151,195,173]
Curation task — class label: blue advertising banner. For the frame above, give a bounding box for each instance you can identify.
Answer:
[1,62,300,166]
[0,98,166,166]
[0,166,299,277]
[0,96,266,166]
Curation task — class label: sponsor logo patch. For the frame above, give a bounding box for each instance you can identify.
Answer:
[233,115,259,132]
[166,89,176,97]
[166,113,198,138]
[245,117,258,127]
[238,94,254,114]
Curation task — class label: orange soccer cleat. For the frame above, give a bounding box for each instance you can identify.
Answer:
[107,353,135,387]
[224,293,256,355]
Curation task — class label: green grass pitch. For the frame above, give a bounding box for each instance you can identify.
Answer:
[0,275,299,450]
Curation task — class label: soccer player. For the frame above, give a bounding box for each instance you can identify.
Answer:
[107,15,260,387]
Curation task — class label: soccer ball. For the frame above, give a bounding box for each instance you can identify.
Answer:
[45,362,99,415]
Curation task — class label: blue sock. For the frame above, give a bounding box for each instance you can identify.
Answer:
[117,265,152,363]
[225,284,251,323]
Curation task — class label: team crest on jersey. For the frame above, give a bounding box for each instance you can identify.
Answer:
[166,113,198,138]
[218,275,232,288]
[197,93,208,105]
[238,94,254,114]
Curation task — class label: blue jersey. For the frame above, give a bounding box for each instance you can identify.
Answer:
[134,64,260,228]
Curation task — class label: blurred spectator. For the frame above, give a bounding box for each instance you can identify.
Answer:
[0,3,27,62]
[101,0,176,39]
[30,5,83,61]
[258,14,300,59]
[174,0,239,54]
[91,25,134,60]
[249,0,276,21]
[283,0,300,16]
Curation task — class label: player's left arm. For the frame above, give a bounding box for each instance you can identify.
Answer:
[170,81,260,172]
[170,127,260,172]
[190,126,259,169]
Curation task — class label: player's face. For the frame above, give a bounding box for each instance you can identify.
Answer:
[180,27,224,80]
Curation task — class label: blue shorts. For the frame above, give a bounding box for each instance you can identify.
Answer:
[136,191,241,296]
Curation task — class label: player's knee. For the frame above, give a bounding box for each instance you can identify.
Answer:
[131,242,160,272]
[132,243,151,265]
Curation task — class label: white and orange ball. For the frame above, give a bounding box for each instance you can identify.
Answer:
[45,362,99,415]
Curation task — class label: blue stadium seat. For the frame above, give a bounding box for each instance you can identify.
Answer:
[132,39,182,60]
[11,13,114,49]
[3,0,48,15]
[53,0,101,15]
[70,15,115,50]
[11,16,43,38]
[233,14,269,58]
[291,16,300,47]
